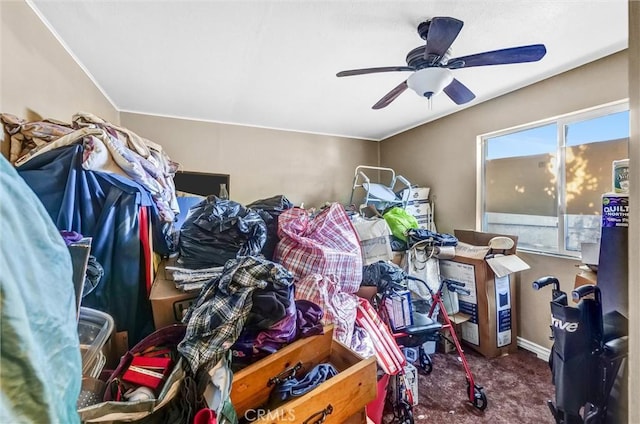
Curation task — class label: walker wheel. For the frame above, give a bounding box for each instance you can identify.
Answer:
[399,400,414,424]
[472,385,487,411]
[419,351,433,374]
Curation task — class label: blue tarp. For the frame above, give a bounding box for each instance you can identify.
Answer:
[17,145,156,343]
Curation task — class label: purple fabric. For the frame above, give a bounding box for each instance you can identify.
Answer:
[295,299,324,338]
[254,288,298,353]
[60,230,83,245]
[232,299,324,360]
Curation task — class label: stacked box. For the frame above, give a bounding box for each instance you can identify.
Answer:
[402,187,434,230]
[149,259,198,329]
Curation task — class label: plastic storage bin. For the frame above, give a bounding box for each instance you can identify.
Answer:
[77,307,114,377]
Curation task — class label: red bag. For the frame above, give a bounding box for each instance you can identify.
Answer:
[355,298,406,375]
[104,324,186,401]
[275,203,362,294]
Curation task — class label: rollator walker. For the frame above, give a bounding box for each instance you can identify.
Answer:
[532,276,628,424]
[376,271,487,423]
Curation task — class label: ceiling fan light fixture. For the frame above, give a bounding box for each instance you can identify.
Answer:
[407,67,454,99]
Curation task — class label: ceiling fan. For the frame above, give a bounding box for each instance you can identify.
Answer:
[336,16,547,109]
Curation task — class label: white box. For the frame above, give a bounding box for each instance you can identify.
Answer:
[580,242,600,266]
[405,203,430,217]
[391,363,419,406]
[415,214,434,230]
[408,187,430,201]
[400,187,430,203]
[384,290,413,331]
[422,340,436,355]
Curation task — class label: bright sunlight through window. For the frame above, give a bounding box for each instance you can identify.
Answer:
[480,102,629,257]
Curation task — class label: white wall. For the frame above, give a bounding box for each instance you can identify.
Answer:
[0,1,118,157]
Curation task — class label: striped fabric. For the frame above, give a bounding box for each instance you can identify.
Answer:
[355,297,406,376]
[275,203,363,294]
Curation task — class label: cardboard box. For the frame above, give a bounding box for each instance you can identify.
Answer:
[575,266,597,288]
[404,202,430,218]
[149,259,198,330]
[574,266,598,303]
[404,201,434,230]
[598,194,628,316]
[401,187,430,202]
[415,215,434,230]
[391,252,405,266]
[437,312,470,353]
[438,230,530,358]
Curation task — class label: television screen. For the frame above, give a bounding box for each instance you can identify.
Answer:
[173,171,230,197]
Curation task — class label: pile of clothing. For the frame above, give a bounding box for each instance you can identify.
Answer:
[1,112,183,343]
[174,198,384,381]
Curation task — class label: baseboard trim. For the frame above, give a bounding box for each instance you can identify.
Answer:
[517,337,551,362]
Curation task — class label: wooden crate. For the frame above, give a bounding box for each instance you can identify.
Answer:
[231,326,377,423]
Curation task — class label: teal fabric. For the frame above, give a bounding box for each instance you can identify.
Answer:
[0,156,81,423]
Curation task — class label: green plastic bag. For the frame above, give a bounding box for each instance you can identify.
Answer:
[382,207,419,242]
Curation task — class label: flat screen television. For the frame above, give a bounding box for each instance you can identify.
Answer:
[173,171,230,197]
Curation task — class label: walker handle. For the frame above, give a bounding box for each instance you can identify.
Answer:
[451,286,471,296]
[405,274,436,297]
[532,276,560,291]
[444,279,471,296]
[572,284,601,302]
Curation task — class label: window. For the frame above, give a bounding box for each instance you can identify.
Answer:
[479,102,629,257]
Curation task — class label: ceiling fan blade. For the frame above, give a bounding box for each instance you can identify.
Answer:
[425,17,464,59]
[443,78,476,105]
[445,44,547,69]
[336,66,414,77]
[372,81,408,109]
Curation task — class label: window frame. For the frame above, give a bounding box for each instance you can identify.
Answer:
[477,99,629,258]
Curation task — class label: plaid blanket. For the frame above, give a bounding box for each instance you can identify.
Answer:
[178,256,293,374]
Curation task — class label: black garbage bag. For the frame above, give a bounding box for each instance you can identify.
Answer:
[390,236,408,252]
[361,261,407,292]
[247,195,294,260]
[178,196,268,268]
[407,228,458,247]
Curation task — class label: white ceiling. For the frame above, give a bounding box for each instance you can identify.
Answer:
[28,1,628,141]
